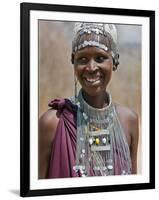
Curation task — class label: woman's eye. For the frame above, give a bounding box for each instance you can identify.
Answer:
[96,56,107,63]
[77,57,88,64]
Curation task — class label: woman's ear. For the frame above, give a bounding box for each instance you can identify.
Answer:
[112,54,119,71]
[71,53,75,64]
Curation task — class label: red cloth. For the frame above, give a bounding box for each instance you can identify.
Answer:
[47,99,79,178]
[47,98,131,178]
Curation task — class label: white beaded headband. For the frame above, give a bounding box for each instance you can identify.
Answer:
[73,23,117,51]
[72,22,119,70]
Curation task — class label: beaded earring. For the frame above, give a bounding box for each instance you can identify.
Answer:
[74,74,78,104]
[113,54,120,71]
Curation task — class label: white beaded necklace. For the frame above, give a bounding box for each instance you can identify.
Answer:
[72,89,132,176]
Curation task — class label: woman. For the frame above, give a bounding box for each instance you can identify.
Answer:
[39,22,139,178]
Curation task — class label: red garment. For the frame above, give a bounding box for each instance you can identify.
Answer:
[47,98,131,178]
[47,98,79,178]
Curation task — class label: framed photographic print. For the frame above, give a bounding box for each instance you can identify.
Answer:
[20,2,155,197]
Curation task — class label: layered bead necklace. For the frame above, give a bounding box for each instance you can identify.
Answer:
[72,89,132,177]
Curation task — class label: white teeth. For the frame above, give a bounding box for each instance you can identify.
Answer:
[85,77,100,83]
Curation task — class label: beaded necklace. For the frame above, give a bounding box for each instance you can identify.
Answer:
[72,89,132,176]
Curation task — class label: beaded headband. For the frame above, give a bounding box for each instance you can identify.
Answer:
[72,22,119,70]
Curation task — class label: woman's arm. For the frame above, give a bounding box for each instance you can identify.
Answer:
[38,110,59,179]
[129,111,139,174]
[116,104,139,174]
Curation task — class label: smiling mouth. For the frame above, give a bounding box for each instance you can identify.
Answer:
[83,76,103,85]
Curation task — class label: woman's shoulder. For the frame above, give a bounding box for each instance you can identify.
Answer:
[39,109,60,145]
[39,109,60,178]
[114,103,138,120]
[39,97,76,132]
[114,103,138,124]
[114,103,139,145]
[39,109,59,131]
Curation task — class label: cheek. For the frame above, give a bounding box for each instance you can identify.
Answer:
[74,66,85,86]
[74,65,83,78]
[102,61,113,75]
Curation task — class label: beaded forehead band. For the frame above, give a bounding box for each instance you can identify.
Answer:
[72,23,118,54]
[72,22,119,70]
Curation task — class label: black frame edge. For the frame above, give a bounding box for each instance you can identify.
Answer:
[20,2,30,197]
[21,183,155,197]
[21,2,154,17]
[20,2,155,197]
[149,11,155,188]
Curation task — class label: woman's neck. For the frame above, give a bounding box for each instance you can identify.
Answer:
[82,89,109,109]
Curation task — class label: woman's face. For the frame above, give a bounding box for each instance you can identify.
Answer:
[73,46,113,97]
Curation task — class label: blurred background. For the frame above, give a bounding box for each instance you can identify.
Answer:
[38,20,141,173]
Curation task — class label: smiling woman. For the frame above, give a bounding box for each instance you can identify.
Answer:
[39,22,139,179]
[73,47,113,100]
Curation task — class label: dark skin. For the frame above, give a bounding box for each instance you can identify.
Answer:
[39,46,139,178]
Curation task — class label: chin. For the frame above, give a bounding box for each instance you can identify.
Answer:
[82,87,106,97]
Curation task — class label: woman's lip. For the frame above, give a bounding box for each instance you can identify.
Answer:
[83,76,103,85]
[84,77,100,83]
[83,75,102,82]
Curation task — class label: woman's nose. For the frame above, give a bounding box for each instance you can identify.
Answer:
[86,59,98,71]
